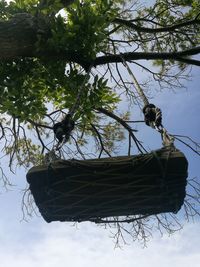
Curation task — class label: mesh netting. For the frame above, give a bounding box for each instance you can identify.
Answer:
[26,146,188,223]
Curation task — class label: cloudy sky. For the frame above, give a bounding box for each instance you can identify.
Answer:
[1,1,200,266]
[0,207,200,267]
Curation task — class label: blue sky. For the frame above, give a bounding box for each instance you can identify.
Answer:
[1,1,200,266]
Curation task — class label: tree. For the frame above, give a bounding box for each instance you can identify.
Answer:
[0,0,200,245]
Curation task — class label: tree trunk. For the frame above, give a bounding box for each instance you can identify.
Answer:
[0,13,89,68]
[0,13,49,59]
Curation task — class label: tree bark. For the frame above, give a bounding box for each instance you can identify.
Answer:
[0,13,88,68]
[0,13,42,59]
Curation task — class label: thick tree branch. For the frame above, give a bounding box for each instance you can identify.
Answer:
[113,17,200,33]
[175,57,200,66]
[94,47,200,67]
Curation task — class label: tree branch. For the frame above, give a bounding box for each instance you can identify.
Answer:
[175,57,200,67]
[94,47,200,67]
[113,17,200,33]
[26,119,52,129]
[96,107,147,153]
[90,123,112,157]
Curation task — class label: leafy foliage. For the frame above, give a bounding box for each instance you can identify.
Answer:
[0,0,124,122]
[0,0,199,161]
[0,58,120,121]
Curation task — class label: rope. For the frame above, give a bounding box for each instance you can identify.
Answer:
[120,56,174,147]
[55,65,92,146]
[44,65,93,162]
[160,128,175,147]
[143,104,162,128]
[120,55,149,106]
[68,65,93,117]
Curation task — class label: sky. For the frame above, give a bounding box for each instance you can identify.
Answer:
[0,218,200,267]
[1,1,200,266]
[0,66,199,267]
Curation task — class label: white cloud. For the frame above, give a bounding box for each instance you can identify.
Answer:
[0,219,200,267]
